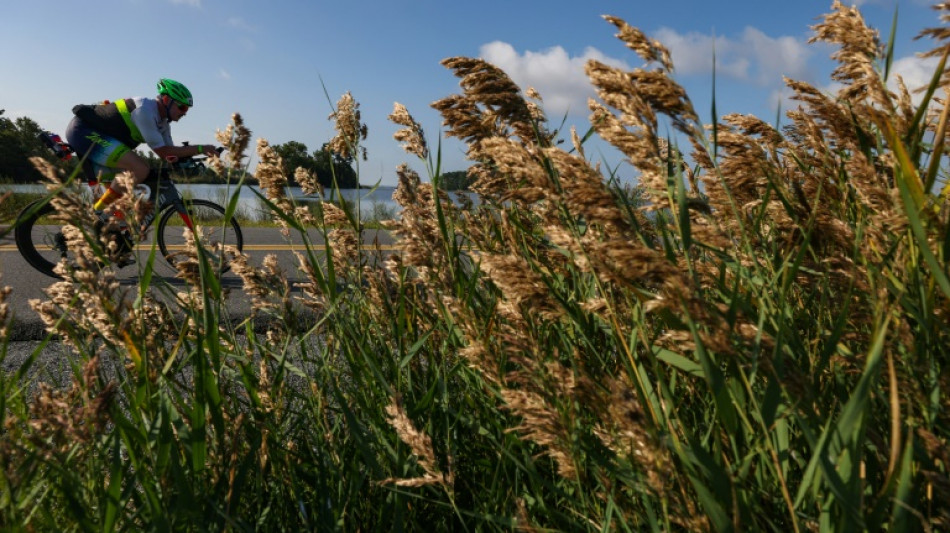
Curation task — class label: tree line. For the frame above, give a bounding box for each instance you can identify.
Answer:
[269,141,472,191]
[0,110,55,182]
[1,109,471,190]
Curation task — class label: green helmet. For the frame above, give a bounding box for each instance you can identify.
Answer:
[157,78,194,106]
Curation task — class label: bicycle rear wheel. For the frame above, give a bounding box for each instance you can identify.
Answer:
[14,200,71,278]
[156,199,243,273]
[13,200,131,279]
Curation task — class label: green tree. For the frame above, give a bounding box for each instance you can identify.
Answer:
[271,140,359,189]
[0,110,61,181]
[312,143,358,189]
[273,140,313,183]
[439,170,471,191]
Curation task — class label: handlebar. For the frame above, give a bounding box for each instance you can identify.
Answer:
[164,146,225,166]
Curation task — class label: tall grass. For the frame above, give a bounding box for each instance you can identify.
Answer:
[1,3,948,530]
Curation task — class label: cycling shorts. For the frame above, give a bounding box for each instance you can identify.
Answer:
[65,116,132,181]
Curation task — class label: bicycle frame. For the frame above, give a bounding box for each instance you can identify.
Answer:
[136,171,194,236]
[15,160,244,278]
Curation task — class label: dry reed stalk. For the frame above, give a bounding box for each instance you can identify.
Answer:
[358,264,398,326]
[212,112,253,175]
[779,5,922,302]
[294,166,323,196]
[327,228,360,276]
[582,24,752,354]
[31,156,68,192]
[432,57,552,161]
[434,50,702,331]
[603,15,672,70]
[30,156,97,232]
[917,4,950,95]
[514,497,540,532]
[430,34,743,502]
[500,386,578,479]
[916,427,950,529]
[170,227,206,288]
[389,102,428,160]
[126,293,177,355]
[601,15,699,134]
[585,72,667,213]
[29,226,129,349]
[327,92,368,162]
[23,356,115,460]
[479,253,562,321]
[32,157,139,268]
[810,1,890,111]
[254,138,295,235]
[381,398,453,488]
[0,282,10,341]
[544,147,631,230]
[388,164,454,287]
[292,250,327,313]
[231,253,290,315]
[320,201,349,227]
[470,136,551,206]
[590,376,669,495]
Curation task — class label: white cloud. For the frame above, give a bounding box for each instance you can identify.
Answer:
[654,26,813,85]
[479,41,630,116]
[478,26,815,118]
[889,54,941,100]
[169,0,201,6]
[790,53,938,112]
[218,69,231,80]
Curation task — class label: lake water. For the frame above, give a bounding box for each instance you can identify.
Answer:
[2,183,477,221]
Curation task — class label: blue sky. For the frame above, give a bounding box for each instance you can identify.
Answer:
[1,0,943,186]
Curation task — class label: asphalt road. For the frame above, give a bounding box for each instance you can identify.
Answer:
[0,225,396,341]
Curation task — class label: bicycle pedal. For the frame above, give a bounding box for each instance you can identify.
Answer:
[116,231,136,267]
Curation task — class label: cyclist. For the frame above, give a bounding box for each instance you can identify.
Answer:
[64,78,218,213]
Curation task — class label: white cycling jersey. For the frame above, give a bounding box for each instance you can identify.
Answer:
[128,97,174,150]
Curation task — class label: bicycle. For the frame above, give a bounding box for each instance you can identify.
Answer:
[15,133,244,279]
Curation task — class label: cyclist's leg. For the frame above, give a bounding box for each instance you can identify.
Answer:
[66,119,147,209]
[65,117,105,184]
[59,119,136,266]
[110,149,150,185]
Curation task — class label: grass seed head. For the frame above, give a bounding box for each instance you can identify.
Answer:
[294,166,323,196]
[382,398,452,487]
[215,112,252,169]
[389,102,429,159]
[328,92,368,161]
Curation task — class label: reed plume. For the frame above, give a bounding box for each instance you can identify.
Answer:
[381,398,453,488]
[389,102,429,160]
[327,92,368,162]
[254,138,295,234]
[214,112,253,173]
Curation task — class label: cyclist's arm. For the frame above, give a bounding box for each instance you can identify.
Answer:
[131,99,216,159]
[153,143,217,159]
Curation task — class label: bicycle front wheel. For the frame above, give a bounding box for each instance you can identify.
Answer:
[156,199,243,274]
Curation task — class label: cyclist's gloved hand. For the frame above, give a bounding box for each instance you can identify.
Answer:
[198,145,224,157]
[194,145,217,157]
